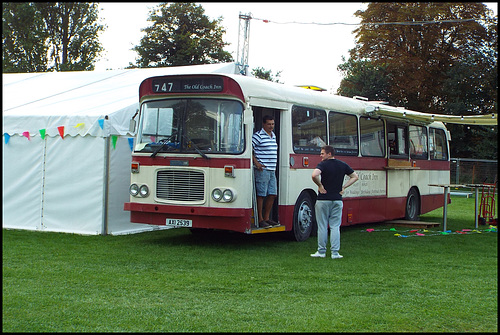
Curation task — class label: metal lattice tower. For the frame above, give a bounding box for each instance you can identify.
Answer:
[236,12,251,76]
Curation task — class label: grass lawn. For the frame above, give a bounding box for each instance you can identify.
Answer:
[3,196,497,332]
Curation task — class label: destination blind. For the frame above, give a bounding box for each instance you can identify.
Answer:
[152,77,224,93]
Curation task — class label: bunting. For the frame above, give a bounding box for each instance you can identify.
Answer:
[362,225,497,237]
[3,118,135,151]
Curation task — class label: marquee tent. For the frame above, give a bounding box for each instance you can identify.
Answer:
[2,63,238,235]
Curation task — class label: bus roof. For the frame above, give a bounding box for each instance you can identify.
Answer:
[141,73,496,127]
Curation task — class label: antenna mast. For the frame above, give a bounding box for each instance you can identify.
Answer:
[236,12,251,75]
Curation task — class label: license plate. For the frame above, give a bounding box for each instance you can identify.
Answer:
[165,218,192,227]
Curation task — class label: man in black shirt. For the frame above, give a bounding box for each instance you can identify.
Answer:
[310,145,358,259]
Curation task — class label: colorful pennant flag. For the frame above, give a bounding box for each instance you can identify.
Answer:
[39,129,46,140]
[74,123,85,128]
[128,138,134,151]
[4,133,10,144]
[22,131,31,140]
[111,135,118,149]
[98,119,104,129]
[57,126,65,139]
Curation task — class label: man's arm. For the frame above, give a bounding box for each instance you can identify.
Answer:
[312,168,326,194]
[340,172,358,195]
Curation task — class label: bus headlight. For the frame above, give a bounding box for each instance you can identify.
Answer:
[223,189,234,202]
[139,184,149,197]
[129,184,139,197]
[212,188,236,202]
[212,188,223,202]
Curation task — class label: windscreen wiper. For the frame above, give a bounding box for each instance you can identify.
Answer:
[182,134,210,160]
[150,136,176,158]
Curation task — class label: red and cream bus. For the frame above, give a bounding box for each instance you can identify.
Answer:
[124,73,450,241]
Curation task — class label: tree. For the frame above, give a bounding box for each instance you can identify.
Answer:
[336,56,390,102]
[337,3,497,158]
[251,67,282,83]
[2,2,105,73]
[3,3,49,72]
[36,2,105,71]
[133,2,233,68]
[341,3,497,114]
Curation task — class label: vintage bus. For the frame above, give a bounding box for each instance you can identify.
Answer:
[124,73,450,241]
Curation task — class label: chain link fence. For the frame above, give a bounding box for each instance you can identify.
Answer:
[450,158,498,185]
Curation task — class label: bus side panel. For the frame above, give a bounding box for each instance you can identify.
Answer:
[421,193,446,215]
[278,205,294,232]
[342,197,404,226]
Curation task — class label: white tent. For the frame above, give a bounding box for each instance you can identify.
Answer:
[2,63,238,235]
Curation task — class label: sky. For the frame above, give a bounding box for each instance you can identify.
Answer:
[95,2,498,93]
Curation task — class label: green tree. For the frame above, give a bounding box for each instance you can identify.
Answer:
[342,2,496,114]
[36,2,105,71]
[338,3,497,159]
[337,56,390,102]
[3,3,49,72]
[251,67,282,83]
[2,2,105,72]
[133,2,233,67]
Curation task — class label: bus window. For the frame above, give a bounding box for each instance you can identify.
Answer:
[429,128,448,160]
[292,105,327,153]
[409,125,428,160]
[329,112,358,156]
[136,99,244,154]
[387,122,408,158]
[360,116,385,157]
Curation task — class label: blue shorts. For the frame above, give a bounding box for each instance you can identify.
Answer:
[254,169,277,197]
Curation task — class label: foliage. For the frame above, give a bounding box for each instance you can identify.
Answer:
[251,67,282,83]
[133,2,233,68]
[2,2,105,72]
[2,3,49,72]
[2,198,497,332]
[337,56,390,101]
[337,2,497,159]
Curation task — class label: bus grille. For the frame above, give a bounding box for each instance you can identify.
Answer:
[156,170,205,202]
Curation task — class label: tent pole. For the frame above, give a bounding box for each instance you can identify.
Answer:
[101,135,110,236]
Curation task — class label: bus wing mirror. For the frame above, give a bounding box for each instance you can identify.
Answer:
[129,119,136,132]
[129,109,139,132]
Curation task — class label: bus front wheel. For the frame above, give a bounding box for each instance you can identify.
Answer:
[405,188,420,221]
[291,192,315,242]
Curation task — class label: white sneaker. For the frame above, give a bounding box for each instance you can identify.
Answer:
[331,254,344,259]
[310,251,326,258]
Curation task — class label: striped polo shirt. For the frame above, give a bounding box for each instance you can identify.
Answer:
[252,128,278,171]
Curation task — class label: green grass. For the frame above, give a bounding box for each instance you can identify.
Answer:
[3,196,497,332]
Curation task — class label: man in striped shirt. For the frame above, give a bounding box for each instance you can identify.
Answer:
[252,115,279,229]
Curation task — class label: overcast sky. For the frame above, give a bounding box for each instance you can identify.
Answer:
[95,2,498,93]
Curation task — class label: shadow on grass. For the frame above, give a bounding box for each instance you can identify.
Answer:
[143,227,298,250]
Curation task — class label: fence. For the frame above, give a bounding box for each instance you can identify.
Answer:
[450,158,498,185]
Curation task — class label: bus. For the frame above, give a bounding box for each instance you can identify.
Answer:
[124,73,450,241]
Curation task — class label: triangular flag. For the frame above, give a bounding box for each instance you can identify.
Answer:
[23,131,31,140]
[98,119,104,129]
[111,135,118,149]
[74,123,85,128]
[4,133,10,144]
[39,129,46,140]
[57,126,64,139]
[128,137,134,151]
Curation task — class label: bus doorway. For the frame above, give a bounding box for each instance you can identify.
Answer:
[252,106,281,227]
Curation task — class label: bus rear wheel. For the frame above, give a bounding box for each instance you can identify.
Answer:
[405,188,420,221]
[291,192,315,242]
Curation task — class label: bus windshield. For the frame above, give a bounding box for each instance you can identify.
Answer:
[135,98,245,155]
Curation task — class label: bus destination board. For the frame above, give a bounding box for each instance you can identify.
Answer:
[152,77,224,93]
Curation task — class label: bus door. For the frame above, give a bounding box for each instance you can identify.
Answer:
[251,106,281,227]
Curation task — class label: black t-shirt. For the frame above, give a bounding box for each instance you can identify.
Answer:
[315,158,354,201]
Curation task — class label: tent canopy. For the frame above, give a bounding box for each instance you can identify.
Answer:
[3,62,238,138]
